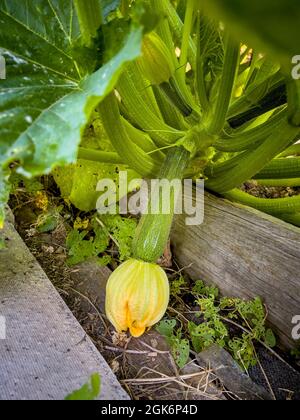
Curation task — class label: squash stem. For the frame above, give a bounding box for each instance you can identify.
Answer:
[195,10,209,112]
[78,148,123,165]
[206,32,240,135]
[74,0,102,47]
[224,189,300,216]
[179,0,196,79]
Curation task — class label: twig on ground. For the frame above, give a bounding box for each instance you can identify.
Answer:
[121,366,221,400]
[253,346,276,400]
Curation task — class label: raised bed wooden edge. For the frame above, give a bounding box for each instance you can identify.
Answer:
[172,190,300,350]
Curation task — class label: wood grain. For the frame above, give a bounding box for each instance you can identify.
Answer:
[172,190,300,350]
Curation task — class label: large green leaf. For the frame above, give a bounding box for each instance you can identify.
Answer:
[5,31,142,177]
[53,159,139,212]
[0,0,82,78]
[0,53,77,165]
[203,0,300,70]
[0,0,143,226]
[53,116,141,212]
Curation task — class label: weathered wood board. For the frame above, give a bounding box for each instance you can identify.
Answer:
[172,191,300,350]
[0,210,129,401]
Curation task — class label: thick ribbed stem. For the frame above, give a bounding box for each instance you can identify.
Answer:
[224,189,300,216]
[179,0,197,79]
[98,93,161,178]
[74,0,102,47]
[117,70,184,147]
[195,10,209,112]
[206,119,300,193]
[78,148,123,164]
[256,178,300,187]
[206,32,240,135]
[214,109,287,152]
[253,157,300,179]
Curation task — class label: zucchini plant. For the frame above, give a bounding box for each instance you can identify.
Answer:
[1,0,300,336]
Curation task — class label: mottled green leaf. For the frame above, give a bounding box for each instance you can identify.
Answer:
[66,228,109,266]
[264,329,277,348]
[101,214,137,261]
[156,319,177,338]
[53,160,117,212]
[53,115,140,212]
[172,339,190,369]
[156,319,190,369]
[53,158,140,212]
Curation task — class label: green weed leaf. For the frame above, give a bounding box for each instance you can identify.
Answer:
[157,320,190,369]
[172,339,190,369]
[264,329,277,348]
[156,319,177,337]
[66,227,109,266]
[65,373,101,401]
[66,214,136,266]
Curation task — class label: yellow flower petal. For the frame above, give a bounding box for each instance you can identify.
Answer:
[105,259,169,337]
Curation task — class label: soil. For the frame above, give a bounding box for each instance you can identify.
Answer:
[8,180,300,400]
[9,189,225,400]
[242,181,300,199]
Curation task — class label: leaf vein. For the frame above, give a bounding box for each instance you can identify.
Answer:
[0,9,74,61]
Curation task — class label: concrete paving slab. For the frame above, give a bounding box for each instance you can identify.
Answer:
[0,210,129,400]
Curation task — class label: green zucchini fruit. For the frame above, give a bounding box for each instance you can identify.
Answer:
[132,146,190,263]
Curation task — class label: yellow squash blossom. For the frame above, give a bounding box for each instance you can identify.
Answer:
[105,259,170,337]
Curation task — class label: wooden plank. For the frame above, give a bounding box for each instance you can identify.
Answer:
[171,190,300,350]
[0,210,129,401]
